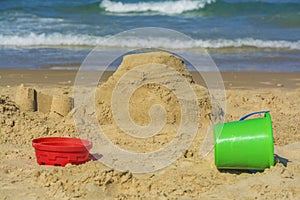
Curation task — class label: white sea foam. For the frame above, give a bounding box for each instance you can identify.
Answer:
[99,0,216,14]
[0,33,99,46]
[0,33,299,50]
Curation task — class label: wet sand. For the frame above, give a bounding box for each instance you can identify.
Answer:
[1,69,299,89]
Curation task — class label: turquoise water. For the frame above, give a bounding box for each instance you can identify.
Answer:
[0,0,299,71]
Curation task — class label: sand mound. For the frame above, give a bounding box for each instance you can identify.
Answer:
[95,51,213,127]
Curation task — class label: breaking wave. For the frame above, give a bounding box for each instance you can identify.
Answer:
[0,33,299,50]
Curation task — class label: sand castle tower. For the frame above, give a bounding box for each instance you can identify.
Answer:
[15,84,37,112]
[50,95,73,118]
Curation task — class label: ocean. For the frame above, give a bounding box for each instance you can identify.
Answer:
[0,0,299,71]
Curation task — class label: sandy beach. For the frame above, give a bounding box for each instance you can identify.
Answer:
[1,0,300,198]
[0,52,300,200]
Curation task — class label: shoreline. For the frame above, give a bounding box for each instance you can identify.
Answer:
[0,69,299,89]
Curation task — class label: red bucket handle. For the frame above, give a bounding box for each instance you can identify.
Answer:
[239,110,270,121]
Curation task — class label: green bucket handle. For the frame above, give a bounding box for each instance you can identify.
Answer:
[239,110,270,121]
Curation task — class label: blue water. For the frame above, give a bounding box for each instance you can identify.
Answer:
[0,0,299,71]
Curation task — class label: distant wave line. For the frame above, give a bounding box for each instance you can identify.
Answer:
[0,33,299,50]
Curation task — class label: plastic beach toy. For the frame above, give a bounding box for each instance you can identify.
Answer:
[32,137,92,167]
[214,110,274,170]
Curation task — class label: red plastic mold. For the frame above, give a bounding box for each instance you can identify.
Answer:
[32,137,92,167]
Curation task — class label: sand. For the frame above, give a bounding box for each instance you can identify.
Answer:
[0,52,300,199]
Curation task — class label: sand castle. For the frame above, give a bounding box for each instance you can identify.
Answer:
[95,51,214,127]
[15,84,73,118]
[14,52,217,125]
[49,95,73,118]
[15,84,37,112]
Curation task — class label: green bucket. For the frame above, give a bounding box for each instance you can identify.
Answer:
[214,110,275,170]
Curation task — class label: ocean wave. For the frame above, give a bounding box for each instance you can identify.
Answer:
[0,33,99,46]
[99,0,300,16]
[99,0,216,14]
[0,33,299,50]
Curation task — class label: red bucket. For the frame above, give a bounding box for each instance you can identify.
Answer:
[32,137,92,167]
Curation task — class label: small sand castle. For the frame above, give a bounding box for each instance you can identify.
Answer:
[15,84,72,118]
[15,84,37,112]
